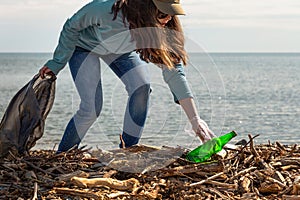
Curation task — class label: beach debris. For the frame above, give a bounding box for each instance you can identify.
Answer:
[71,176,139,191]
[0,135,299,199]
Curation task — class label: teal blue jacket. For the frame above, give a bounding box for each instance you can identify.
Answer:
[45,0,193,102]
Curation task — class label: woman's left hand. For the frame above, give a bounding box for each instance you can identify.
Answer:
[39,66,55,79]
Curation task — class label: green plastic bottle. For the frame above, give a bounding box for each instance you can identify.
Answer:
[186,131,237,163]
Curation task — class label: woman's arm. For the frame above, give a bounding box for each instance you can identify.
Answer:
[43,1,104,75]
[162,63,215,142]
[179,97,215,142]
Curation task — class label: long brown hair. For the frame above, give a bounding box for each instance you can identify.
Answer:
[111,0,188,69]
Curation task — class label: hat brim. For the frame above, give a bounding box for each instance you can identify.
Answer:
[152,0,185,15]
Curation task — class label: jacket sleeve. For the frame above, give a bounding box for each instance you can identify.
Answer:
[44,2,103,74]
[162,63,194,104]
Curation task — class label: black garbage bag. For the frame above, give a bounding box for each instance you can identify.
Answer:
[0,74,56,157]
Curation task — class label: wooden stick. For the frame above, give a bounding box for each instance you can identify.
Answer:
[254,171,286,188]
[106,191,129,198]
[289,144,298,156]
[1,170,20,182]
[227,166,257,182]
[205,180,238,189]
[292,184,300,195]
[32,182,38,200]
[228,134,260,160]
[22,159,57,177]
[31,171,38,200]
[275,170,287,186]
[276,141,286,152]
[249,134,274,171]
[282,195,300,200]
[71,176,139,191]
[203,187,231,200]
[189,171,225,187]
[240,176,251,193]
[143,184,161,199]
[57,170,89,182]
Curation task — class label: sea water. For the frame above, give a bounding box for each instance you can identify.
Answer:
[0,52,299,150]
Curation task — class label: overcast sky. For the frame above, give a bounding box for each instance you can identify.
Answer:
[0,0,299,52]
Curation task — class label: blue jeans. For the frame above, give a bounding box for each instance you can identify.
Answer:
[57,48,151,152]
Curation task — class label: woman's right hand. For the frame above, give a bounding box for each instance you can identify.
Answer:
[39,66,55,79]
[190,116,216,143]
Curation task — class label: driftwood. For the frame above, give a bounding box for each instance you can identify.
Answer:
[71,176,139,191]
[0,136,299,199]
